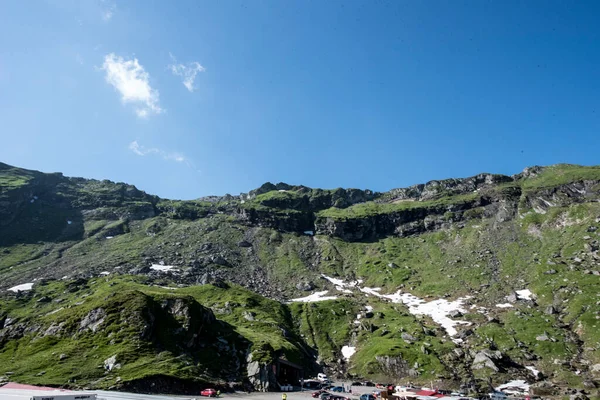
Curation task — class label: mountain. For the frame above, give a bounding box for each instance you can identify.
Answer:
[1,161,600,397]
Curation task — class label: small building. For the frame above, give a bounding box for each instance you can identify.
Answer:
[274,358,304,389]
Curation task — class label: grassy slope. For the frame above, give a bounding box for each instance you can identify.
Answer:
[1,163,600,391]
[0,276,313,388]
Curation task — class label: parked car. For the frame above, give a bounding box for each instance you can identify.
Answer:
[363,381,376,387]
[331,386,345,392]
[329,395,351,400]
[312,390,327,398]
[360,395,376,400]
[200,388,217,397]
[352,382,363,386]
[320,392,332,400]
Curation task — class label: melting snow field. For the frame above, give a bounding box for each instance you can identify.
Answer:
[360,287,470,336]
[307,276,472,337]
[150,264,177,272]
[496,303,514,308]
[8,283,34,292]
[341,345,356,360]
[290,291,338,303]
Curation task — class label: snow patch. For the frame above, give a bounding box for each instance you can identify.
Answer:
[67,220,72,225]
[150,264,177,272]
[365,305,373,312]
[322,275,346,287]
[495,380,530,393]
[497,303,514,308]
[341,345,356,360]
[304,230,314,236]
[516,289,533,301]
[322,275,360,288]
[105,236,114,239]
[360,286,383,297]
[100,271,110,276]
[526,366,540,377]
[290,291,338,303]
[8,282,34,292]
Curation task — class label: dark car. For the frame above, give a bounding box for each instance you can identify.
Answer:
[360,395,376,400]
[363,382,376,387]
[313,390,327,398]
[331,386,345,392]
[352,382,363,386]
[330,395,350,400]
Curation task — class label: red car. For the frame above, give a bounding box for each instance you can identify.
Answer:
[313,390,327,398]
[201,388,218,397]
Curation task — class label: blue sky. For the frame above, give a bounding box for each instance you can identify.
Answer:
[1,1,598,200]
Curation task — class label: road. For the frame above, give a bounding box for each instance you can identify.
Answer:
[0,382,370,400]
[0,388,331,400]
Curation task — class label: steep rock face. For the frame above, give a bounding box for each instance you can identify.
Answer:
[0,162,158,246]
[382,173,514,202]
[237,186,377,232]
[315,181,600,241]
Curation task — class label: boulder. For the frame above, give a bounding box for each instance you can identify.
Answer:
[506,292,518,303]
[243,311,256,321]
[545,306,557,315]
[211,256,231,267]
[401,332,417,343]
[79,308,106,333]
[472,350,501,372]
[104,355,121,371]
[536,333,550,341]
[296,281,315,291]
[237,241,252,248]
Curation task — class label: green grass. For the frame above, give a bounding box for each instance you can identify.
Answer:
[317,193,480,220]
[0,276,310,389]
[290,299,358,362]
[520,164,600,190]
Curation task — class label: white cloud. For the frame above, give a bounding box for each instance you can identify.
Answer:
[100,0,116,21]
[76,54,84,65]
[102,54,163,118]
[128,141,189,165]
[168,53,205,92]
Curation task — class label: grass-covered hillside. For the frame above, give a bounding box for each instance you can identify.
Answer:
[1,162,600,397]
